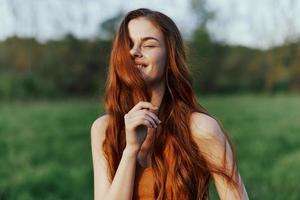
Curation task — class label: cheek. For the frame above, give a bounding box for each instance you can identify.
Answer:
[150,50,166,69]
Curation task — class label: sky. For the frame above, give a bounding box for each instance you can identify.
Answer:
[0,0,300,49]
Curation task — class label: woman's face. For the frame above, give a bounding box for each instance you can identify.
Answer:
[128,17,167,87]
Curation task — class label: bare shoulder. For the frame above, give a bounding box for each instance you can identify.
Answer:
[91,115,112,197]
[91,114,109,148]
[190,112,224,140]
[190,112,229,166]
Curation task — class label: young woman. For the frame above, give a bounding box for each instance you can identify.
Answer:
[91,8,249,200]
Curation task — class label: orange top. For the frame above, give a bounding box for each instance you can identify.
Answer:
[132,162,209,200]
[133,162,155,200]
[132,141,173,200]
[132,143,210,200]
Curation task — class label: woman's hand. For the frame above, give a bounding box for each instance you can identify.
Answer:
[124,101,161,151]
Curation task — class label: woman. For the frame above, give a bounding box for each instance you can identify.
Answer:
[91,8,249,200]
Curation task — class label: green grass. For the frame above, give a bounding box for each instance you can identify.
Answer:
[200,94,300,200]
[0,99,103,200]
[0,94,299,200]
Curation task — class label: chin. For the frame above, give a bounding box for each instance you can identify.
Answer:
[145,77,164,87]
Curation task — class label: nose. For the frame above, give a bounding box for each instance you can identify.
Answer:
[130,47,143,58]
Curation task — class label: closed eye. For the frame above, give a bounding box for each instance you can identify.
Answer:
[143,45,156,48]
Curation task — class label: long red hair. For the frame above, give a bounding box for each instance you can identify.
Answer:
[103,8,239,199]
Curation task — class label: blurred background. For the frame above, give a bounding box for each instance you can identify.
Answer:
[0,0,300,199]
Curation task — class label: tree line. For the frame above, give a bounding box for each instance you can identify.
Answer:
[0,28,299,100]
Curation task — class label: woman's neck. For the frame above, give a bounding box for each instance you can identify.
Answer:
[149,81,165,109]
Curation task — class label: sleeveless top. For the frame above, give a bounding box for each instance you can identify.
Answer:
[132,139,173,200]
[133,162,156,199]
[132,140,210,200]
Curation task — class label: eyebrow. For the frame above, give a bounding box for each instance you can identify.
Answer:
[140,37,160,43]
[129,36,160,44]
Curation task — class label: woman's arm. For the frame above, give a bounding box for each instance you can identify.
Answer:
[91,115,139,200]
[212,170,249,200]
[210,138,249,200]
[91,102,160,200]
[190,112,249,200]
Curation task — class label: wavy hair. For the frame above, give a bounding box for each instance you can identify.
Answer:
[103,8,240,200]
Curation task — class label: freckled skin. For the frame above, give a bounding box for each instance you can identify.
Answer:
[128,17,167,87]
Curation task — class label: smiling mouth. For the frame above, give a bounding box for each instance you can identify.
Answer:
[136,64,147,69]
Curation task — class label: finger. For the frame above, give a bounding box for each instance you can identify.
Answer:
[144,110,161,124]
[131,109,161,127]
[129,101,158,113]
[126,120,150,132]
[138,117,154,128]
[126,114,153,129]
[129,109,161,125]
[133,114,157,128]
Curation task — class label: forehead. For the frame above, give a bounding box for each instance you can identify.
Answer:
[128,17,164,41]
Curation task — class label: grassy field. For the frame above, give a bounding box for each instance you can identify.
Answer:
[0,94,299,200]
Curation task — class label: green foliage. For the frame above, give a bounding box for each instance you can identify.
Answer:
[0,36,110,100]
[188,27,226,93]
[188,29,300,94]
[1,29,300,100]
[0,71,60,100]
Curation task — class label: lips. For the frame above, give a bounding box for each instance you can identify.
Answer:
[135,61,148,69]
[136,64,147,69]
